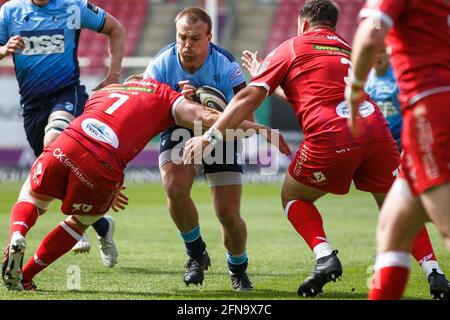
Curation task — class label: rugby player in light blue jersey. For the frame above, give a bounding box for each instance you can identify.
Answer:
[144,7,254,291]
[0,0,126,266]
[365,46,402,151]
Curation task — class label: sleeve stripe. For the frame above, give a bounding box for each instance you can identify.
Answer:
[171,96,185,120]
[248,82,270,96]
[96,12,107,32]
[359,8,394,28]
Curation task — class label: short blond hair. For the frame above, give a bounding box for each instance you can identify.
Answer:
[175,7,212,34]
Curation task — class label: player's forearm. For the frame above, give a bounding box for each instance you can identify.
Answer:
[233,121,270,139]
[213,86,266,135]
[107,26,126,79]
[351,18,388,84]
[0,45,8,60]
[174,100,220,130]
[273,86,289,104]
[198,107,261,139]
[101,14,126,79]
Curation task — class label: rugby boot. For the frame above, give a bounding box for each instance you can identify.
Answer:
[19,279,38,291]
[230,271,254,291]
[72,233,91,254]
[2,232,26,291]
[183,250,211,286]
[97,216,118,268]
[298,249,343,297]
[428,269,450,300]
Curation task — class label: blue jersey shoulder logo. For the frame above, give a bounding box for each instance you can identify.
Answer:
[87,2,99,14]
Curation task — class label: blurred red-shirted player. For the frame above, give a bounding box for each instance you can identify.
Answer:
[185,0,396,297]
[2,75,288,291]
[184,0,448,298]
[347,0,450,300]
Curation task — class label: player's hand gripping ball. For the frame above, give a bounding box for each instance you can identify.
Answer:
[194,86,227,112]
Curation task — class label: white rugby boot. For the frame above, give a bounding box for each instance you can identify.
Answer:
[97,215,118,268]
[71,232,91,254]
[2,232,26,290]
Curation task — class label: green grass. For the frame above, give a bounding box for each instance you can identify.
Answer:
[0,182,448,300]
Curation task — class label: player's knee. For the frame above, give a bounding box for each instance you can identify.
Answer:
[69,214,103,229]
[18,178,52,213]
[281,190,292,209]
[216,209,242,228]
[436,227,450,250]
[444,238,450,252]
[164,178,192,201]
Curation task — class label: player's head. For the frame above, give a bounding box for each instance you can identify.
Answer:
[298,0,339,35]
[31,0,50,7]
[124,74,144,82]
[373,45,391,75]
[175,7,212,71]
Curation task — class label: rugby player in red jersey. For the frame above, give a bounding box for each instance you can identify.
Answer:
[347,0,450,300]
[2,75,290,291]
[184,0,447,297]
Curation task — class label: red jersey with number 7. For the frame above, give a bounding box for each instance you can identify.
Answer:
[63,79,184,171]
[360,0,450,108]
[249,28,392,148]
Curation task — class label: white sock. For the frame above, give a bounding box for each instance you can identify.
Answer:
[421,260,443,278]
[374,251,410,270]
[313,242,333,260]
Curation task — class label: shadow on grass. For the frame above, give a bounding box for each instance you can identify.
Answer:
[34,288,297,299]
[26,287,370,300]
[115,267,299,278]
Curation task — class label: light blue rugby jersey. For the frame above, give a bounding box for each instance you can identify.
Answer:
[365,66,403,145]
[144,42,246,103]
[0,0,106,104]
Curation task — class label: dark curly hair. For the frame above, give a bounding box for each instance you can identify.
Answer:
[299,0,339,29]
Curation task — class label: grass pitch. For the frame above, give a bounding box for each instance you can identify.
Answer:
[0,182,448,300]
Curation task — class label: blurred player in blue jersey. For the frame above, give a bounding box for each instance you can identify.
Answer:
[144,7,254,291]
[0,0,126,267]
[365,46,402,150]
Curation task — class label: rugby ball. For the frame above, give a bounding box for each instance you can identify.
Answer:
[194,86,227,112]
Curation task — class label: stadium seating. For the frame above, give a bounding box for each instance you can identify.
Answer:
[78,0,149,75]
[266,0,365,54]
[0,0,149,76]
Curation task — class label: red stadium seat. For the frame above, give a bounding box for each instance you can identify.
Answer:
[266,0,364,54]
[77,0,149,76]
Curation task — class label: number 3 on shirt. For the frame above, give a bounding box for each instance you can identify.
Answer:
[105,93,129,115]
[341,57,352,86]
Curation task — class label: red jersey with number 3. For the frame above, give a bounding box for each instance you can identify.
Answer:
[63,79,183,170]
[360,0,450,108]
[250,28,391,147]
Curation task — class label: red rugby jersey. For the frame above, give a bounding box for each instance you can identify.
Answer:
[360,0,450,108]
[250,28,391,147]
[64,79,183,170]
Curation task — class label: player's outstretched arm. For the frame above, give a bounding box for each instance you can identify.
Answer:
[173,99,222,130]
[174,96,266,136]
[0,35,25,60]
[174,97,290,154]
[242,50,289,104]
[93,13,126,91]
